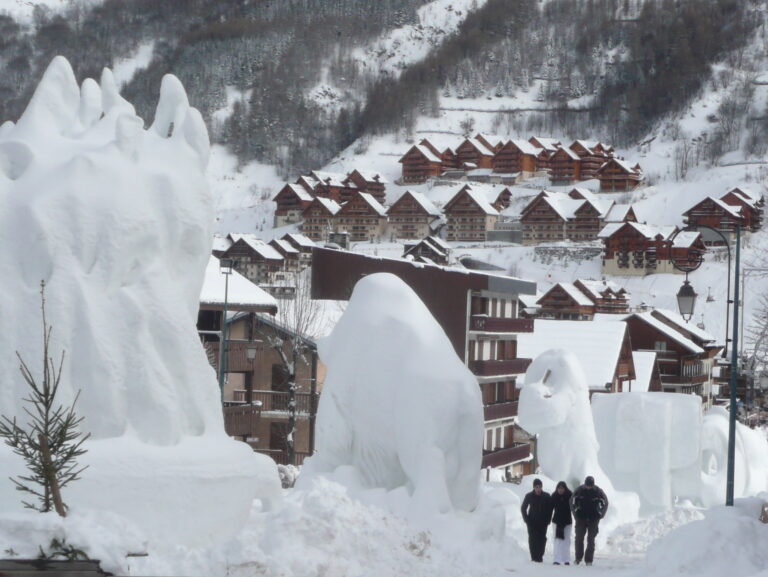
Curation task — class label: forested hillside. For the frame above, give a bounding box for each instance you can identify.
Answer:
[0,0,760,177]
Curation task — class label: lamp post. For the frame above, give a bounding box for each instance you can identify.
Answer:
[245,343,259,443]
[218,258,236,403]
[669,224,740,506]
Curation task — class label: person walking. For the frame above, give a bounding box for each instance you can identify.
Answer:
[550,481,573,565]
[570,476,609,566]
[520,478,552,562]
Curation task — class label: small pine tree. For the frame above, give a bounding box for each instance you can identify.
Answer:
[0,281,89,517]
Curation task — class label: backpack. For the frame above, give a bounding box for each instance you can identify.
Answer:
[574,487,604,520]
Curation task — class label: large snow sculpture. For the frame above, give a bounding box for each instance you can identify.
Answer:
[518,350,639,524]
[592,393,702,511]
[298,273,484,514]
[0,57,279,546]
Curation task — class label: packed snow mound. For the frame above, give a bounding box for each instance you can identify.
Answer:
[0,56,278,546]
[299,272,484,514]
[518,350,640,527]
[644,496,768,577]
[700,407,768,507]
[592,393,702,511]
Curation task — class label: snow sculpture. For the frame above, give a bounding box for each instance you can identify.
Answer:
[0,57,279,546]
[299,273,484,514]
[518,350,639,524]
[699,407,768,507]
[592,393,702,511]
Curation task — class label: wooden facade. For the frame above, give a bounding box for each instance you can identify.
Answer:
[596,158,643,192]
[402,235,452,265]
[599,223,706,276]
[311,171,358,204]
[492,139,539,175]
[570,140,609,180]
[335,191,387,242]
[456,137,496,169]
[387,190,441,240]
[300,197,341,241]
[344,169,387,204]
[273,183,313,227]
[443,185,499,241]
[536,283,596,320]
[549,146,582,183]
[573,279,630,314]
[399,141,444,183]
[221,237,286,285]
[682,197,744,243]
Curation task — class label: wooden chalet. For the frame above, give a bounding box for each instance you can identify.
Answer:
[295,174,320,194]
[387,189,441,239]
[273,183,314,227]
[269,238,301,274]
[311,170,357,204]
[399,139,444,183]
[720,187,764,232]
[456,136,497,169]
[311,246,538,477]
[300,197,341,241]
[492,139,540,176]
[344,169,387,204]
[598,222,706,276]
[528,137,561,173]
[222,235,286,285]
[682,196,744,245]
[596,158,643,192]
[520,189,611,245]
[536,282,597,320]
[569,140,610,180]
[573,279,630,315]
[443,184,501,241]
[402,235,452,265]
[604,203,638,223]
[335,191,388,242]
[281,233,316,268]
[549,146,582,183]
[621,310,722,402]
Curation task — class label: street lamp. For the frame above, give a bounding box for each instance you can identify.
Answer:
[669,224,740,507]
[218,258,237,403]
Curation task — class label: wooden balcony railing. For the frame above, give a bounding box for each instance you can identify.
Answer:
[469,358,532,377]
[256,448,311,467]
[223,403,262,438]
[232,389,316,414]
[660,373,708,385]
[482,443,531,469]
[484,401,519,422]
[207,341,264,373]
[470,315,534,333]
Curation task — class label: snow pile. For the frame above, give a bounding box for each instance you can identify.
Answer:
[0,56,279,547]
[700,407,768,507]
[592,393,703,511]
[605,506,705,556]
[299,272,484,516]
[518,350,640,527]
[644,496,768,577]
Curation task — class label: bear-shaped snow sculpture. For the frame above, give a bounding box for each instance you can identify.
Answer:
[298,273,484,514]
[518,350,639,525]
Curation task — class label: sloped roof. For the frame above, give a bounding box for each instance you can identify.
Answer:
[357,192,388,216]
[518,319,628,390]
[529,136,561,152]
[604,203,634,222]
[409,144,442,163]
[728,187,762,203]
[576,279,627,300]
[652,308,719,345]
[270,238,299,255]
[352,169,389,184]
[598,221,676,240]
[461,137,496,156]
[684,196,742,219]
[599,158,641,175]
[629,312,704,354]
[282,233,316,248]
[311,170,353,188]
[538,282,594,307]
[391,190,441,217]
[276,182,314,202]
[230,234,284,260]
[311,197,342,215]
[507,138,541,156]
[571,139,601,153]
[200,256,278,312]
[553,145,581,160]
[672,231,702,248]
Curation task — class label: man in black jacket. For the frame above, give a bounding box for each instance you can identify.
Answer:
[520,478,552,562]
[570,476,609,566]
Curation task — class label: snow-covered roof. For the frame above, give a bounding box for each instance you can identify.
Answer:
[728,187,761,203]
[576,279,626,300]
[652,308,718,345]
[396,190,441,216]
[597,221,676,241]
[540,282,594,307]
[230,234,284,260]
[311,170,353,188]
[277,183,314,202]
[518,320,628,390]
[460,185,499,216]
[571,139,601,153]
[508,139,541,156]
[427,235,452,251]
[535,191,596,221]
[601,158,641,175]
[631,351,657,393]
[726,190,758,207]
[357,192,388,216]
[353,169,389,184]
[200,256,278,312]
[413,144,442,163]
[604,203,634,222]
[212,234,233,253]
[270,238,299,255]
[529,136,561,152]
[518,293,542,310]
[283,233,316,248]
[553,146,581,160]
[672,231,701,248]
[313,197,342,215]
[630,312,704,354]
[464,137,496,156]
[711,197,743,218]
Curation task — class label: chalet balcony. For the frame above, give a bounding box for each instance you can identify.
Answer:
[660,373,708,385]
[223,403,262,438]
[255,448,311,467]
[207,341,263,373]
[481,443,531,469]
[484,400,519,422]
[232,389,317,414]
[469,358,532,377]
[470,315,534,333]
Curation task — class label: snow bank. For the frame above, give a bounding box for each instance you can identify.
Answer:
[593,392,702,511]
[518,350,640,527]
[0,56,279,547]
[645,496,768,577]
[299,272,484,515]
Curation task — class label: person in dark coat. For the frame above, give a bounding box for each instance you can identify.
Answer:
[550,481,573,565]
[570,475,609,566]
[520,478,552,562]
